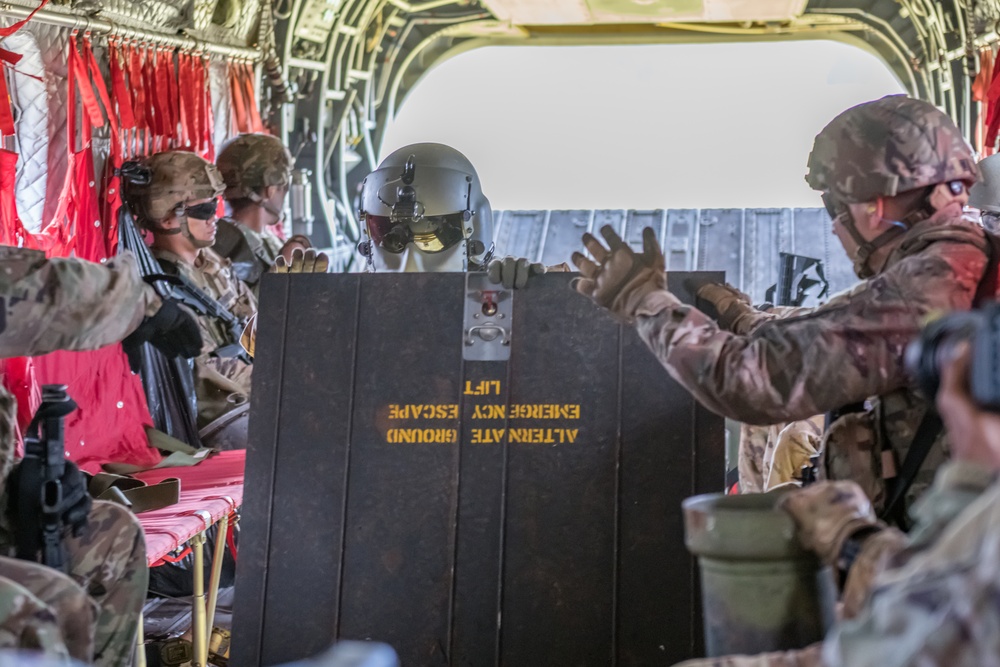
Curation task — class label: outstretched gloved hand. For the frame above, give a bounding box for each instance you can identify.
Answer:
[778,480,881,566]
[487,256,546,289]
[571,225,667,323]
[273,248,330,274]
[122,299,203,371]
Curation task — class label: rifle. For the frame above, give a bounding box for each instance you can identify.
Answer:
[13,385,88,573]
[146,271,252,365]
[764,252,830,308]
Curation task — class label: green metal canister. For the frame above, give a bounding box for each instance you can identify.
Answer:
[682,492,837,656]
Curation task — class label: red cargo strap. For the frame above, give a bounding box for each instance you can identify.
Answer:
[143,46,163,147]
[44,33,106,261]
[155,48,173,145]
[82,38,115,135]
[128,43,148,155]
[0,47,20,135]
[70,37,104,137]
[226,514,238,563]
[0,0,49,137]
[181,51,200,151]
[229,62,248,134]
[165,48,179,146]
[0,0,49,38]
[241,62,264,133]
[201,56,215,159]
[188,53,203,153]
[152,546,193,566]
[985,55,1000,151]
[0,68,15,137]
[84,36,129,248]
[0,148,40,248]
[109,40,136,132]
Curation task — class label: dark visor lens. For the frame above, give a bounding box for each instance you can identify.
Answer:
[185,198,219,220]
[366,212,468,254]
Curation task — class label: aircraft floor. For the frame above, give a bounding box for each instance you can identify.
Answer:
[142,586,235,661]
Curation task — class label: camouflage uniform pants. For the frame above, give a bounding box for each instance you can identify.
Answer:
[0,500,147,667]
[63,500,147,667]
[0,558,94,660]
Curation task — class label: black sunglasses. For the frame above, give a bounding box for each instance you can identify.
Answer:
[183,198,220,220]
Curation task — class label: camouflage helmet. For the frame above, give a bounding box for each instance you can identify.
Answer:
[125,151,224,225]
[805,95,979,203]
[216,133,294,200]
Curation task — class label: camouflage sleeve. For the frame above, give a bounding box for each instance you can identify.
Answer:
[233,275,258,322]
[634,240,987,424]
[727,304,817,336]
[837,460,998,618]
[0,249,161,357]
[823,479,1000,666]
[670,644,824,666]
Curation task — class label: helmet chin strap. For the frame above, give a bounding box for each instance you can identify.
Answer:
[248,190,284,224]
[167,206,214,248]
[183,218,215,249]
[840,200,928,279]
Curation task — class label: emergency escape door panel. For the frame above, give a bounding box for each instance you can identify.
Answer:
[234,272,726,667]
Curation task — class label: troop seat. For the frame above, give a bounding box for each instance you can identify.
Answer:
[133,450,246,565]
[133,450,245,666]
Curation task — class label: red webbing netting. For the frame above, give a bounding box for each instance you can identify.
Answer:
[1,27,224,471]
[9,34,162,472]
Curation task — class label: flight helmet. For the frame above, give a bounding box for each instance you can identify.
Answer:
[358,142,494,272]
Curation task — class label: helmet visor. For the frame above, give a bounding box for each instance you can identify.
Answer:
[366,212,468,254]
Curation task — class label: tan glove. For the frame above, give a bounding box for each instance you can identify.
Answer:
[273,248,330,274]
[571,225,667,323]
[778,480,880,565]
[486,256,545,289]
[241,315,257,358]
[764,418,822,490]
[697,282,757,333]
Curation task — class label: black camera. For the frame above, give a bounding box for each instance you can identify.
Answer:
[905,303,1000,410]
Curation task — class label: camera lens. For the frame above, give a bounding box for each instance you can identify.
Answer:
[905,313,980,400]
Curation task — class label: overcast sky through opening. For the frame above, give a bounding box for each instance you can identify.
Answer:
[380,40,906,211]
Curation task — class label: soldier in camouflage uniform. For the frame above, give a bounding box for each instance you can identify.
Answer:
[671,338,1000,667]
[572,95,988,516]
[124,151,257,429]
[697,283,824,492]
[0,248,202,665]
[214,134,297,293]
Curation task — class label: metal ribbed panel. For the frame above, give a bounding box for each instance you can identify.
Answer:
[494,208,854,306]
